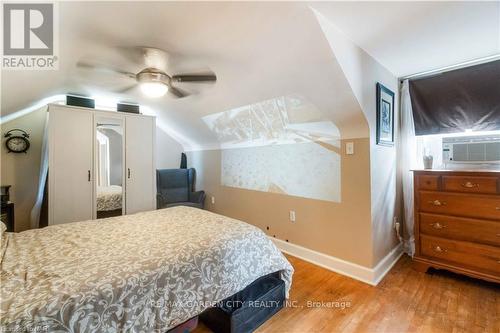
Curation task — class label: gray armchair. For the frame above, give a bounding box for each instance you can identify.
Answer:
[156,168,205,209]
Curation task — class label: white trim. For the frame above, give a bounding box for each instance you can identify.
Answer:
[0,95,65,124]
[371,243,404,285]
[271,238,403,286]
[184,144,222,152]
[399,54,500,81]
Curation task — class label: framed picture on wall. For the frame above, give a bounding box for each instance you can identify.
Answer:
[376,82,395,146]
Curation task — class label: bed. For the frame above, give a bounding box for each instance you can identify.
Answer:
[96,185,122,211]
[0,207,293,332]
[96,185,122,218]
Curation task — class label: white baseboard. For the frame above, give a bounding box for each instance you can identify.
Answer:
[271,238,403,286]
[372,242,404,285]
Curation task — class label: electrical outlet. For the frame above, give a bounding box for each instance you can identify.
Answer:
[289,210,296,222]
[211,196,215,204]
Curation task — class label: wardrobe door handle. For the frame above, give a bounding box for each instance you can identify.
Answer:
[128,168,131,179]
[88,170,91,182]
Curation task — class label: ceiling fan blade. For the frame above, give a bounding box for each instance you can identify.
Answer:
[168,85,188,98]
[77,61,136,79]
[171,73,217,83]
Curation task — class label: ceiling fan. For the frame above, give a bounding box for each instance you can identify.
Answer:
[77,47,217,98]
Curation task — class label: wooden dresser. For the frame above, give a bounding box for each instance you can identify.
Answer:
[413,170,500,283]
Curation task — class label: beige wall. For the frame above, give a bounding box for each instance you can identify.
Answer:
[191,11,402,270]
[0,107,47,232]
[315,10,402,266]
[185,14,403,269]
[188,138,374,267]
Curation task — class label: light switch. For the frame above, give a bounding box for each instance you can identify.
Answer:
[346,142,354,155]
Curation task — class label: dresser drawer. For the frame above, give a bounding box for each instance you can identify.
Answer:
[420,235,500,275]
[419,191,500,221]
[420,213,500,246]
[418,175,440,191]
[442,176,498,194]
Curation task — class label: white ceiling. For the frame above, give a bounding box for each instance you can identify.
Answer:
[312,1,500,77]
[2,1,498,148]
[1,2,369,148]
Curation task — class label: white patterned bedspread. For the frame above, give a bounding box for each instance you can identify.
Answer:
[0,206,293,332]
[96,185,122,211]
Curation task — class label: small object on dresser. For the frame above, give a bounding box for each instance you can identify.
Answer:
[1,185,11,203]
[423,155,433,169]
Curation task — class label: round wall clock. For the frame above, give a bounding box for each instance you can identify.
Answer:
[4,129,30,154]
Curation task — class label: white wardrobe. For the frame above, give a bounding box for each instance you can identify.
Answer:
[48,104,156,225]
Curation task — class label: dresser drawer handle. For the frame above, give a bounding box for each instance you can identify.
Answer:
[430,222,446,229]
[461,181,479,188]
[434,246,447,253]
[496,207,500,211]
[428,200,446,206]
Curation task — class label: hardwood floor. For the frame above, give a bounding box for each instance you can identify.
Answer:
[194,254,499,333]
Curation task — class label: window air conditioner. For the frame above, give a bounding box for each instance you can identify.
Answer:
[442,135,500,164]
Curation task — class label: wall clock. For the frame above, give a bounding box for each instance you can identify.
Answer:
[4,129,30,153]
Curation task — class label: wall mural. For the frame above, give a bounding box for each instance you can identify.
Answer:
[203,95,342,202]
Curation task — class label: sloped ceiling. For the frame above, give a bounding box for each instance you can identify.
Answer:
[311,1,500,77]
[1,2,368,150]
[2,2,498,149]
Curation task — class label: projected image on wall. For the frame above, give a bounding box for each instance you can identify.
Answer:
[203,95,341,202]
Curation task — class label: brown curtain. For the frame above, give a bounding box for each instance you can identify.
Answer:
[409,60,500,136]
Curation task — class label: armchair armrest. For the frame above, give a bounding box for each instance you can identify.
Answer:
[190,190,206,204]
[157,193,166,209]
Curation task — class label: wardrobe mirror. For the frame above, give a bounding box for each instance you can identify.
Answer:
[95,116,124,219]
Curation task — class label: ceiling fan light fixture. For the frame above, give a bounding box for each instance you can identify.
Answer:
[140,81,168,98]
[78,47,217,99]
